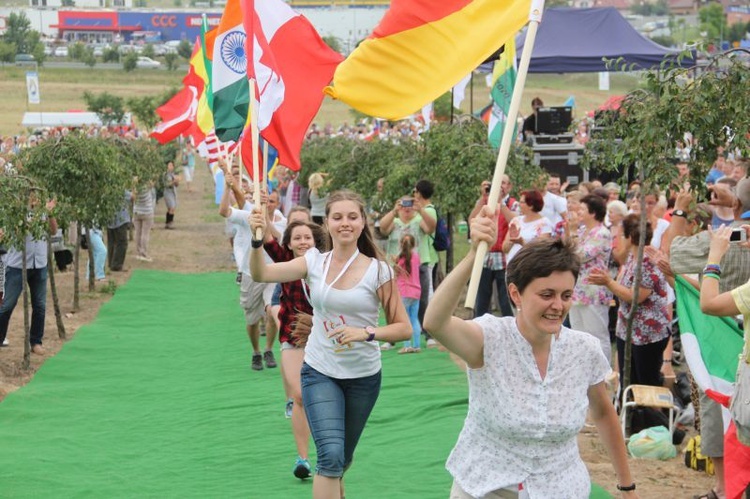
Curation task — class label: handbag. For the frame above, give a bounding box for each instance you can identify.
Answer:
[729,335,750,446]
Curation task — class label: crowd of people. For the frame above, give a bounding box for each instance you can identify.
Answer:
[3,120,750,497]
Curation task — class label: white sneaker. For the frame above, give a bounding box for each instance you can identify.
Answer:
[426,339,438,348]
[380,342,393,351]
[2,338,8,347]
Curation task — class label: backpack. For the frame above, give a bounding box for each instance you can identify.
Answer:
[430,205,450,252]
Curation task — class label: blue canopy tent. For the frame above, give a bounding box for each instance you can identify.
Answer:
[515,7,694,73]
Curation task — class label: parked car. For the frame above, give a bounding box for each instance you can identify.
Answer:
[14,54,36,66]
[93,46,104,57]
[136,56,161,69]
[54,46,69,57]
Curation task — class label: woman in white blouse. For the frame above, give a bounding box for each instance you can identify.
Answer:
[423,206,636,499]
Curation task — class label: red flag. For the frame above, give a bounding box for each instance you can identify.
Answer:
[150,87,198,144]
[242,0,343,171]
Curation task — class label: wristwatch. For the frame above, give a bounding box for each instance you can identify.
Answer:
[365,326,376,342]
[673,209,687,218]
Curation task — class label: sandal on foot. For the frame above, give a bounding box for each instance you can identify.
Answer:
[693,489,720,499]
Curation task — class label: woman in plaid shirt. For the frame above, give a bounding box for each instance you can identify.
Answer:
[262,214,328,480]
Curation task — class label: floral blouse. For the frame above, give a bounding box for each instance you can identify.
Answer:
[572,224,613,306]
[616,253,671,345]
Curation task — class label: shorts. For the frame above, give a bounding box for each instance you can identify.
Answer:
[271,282,282,307]
[699,390,724,457]
[182,166,194,182]
[281,341,302,351]
[239,273,276,325]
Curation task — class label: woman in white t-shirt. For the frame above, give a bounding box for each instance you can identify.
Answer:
[502,189,553,264]
[423,208,636,499]
[249,190,410,499]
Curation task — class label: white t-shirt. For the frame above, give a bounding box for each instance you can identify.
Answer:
[541,191,567,226]
[447,316,610,498]
[651,218,670,250]
[303,248,393,379]
[228,203,286,275]
[505,217,553,264]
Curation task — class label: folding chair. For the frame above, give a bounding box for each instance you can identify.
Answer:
[620,384,677,437]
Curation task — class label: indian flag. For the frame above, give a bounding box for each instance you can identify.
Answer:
[324,0,532,120]
[212,0,249,142]
[488,38,518,148]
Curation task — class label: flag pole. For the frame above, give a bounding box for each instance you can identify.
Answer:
[249,78,263,241]
[464,0,544,309]
[262,138,269,190]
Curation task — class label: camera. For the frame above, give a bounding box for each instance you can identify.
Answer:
[484,185,490,194]
[730,228,747,243]
[401,199,414,208]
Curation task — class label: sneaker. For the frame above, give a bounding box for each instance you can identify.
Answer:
[293,457,311,480]
[263,350,277,368]
[285,398,293,419]
[1,338,8,347]
[380,342,393,351]
[251,353,263,371]
[426,338,438,348]
[235,272,243,285]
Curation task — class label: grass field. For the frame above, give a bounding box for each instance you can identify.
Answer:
[0,65,640,137]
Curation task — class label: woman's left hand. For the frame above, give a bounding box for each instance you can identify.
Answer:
[587,268,611,286]
[328,325,367,346]
[469,205,497,250]
[707,224,732,259]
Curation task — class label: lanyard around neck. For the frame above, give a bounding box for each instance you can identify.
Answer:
[304,249,360,314]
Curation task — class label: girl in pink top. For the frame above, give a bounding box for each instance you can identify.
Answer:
[395,234,422,353]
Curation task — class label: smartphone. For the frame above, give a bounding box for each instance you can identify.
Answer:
[730,228,747,243]
[401,199,414,208]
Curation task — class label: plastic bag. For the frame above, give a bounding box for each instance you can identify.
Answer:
[627,425,677,460]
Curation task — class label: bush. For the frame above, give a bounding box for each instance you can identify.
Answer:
[177,39,192,60]
[122,52,137,72]
[102,47,119,63]
[141,44,155,59]
[164,52,179,71]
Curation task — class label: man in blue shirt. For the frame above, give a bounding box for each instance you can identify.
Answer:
[0,202,57,354]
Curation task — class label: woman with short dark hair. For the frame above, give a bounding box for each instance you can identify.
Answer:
[501,189,552,265]
[424,208,636,498]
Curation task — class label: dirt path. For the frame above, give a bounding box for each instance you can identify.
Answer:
[0,160,715,498]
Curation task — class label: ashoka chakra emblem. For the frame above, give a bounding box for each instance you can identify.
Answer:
[221,31,247,75]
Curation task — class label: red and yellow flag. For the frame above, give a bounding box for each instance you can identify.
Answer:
[324,0,531,119]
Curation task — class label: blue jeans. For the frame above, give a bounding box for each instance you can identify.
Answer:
[85,229,107,280]
[300,362,381,478]
[473,267,513,318]
[402,297,421,348]
[0,266,47,345]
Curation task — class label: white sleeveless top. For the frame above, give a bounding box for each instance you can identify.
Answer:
[303,248,393,379]
[447,316,610,498]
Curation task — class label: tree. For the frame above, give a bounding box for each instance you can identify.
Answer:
[102,47,120,63]
[123,51,138,72]
[3,12,32,54]
[0,171,51,369]
[0,41,16,64]
[585,51,750,392]
[699,3,727,42]
[164,52,179,71]
[81,46,97,68]
[69,42,86,61]
[83,91,126,127]
[177,39,192,60]
[141,44,155,59]
[19,134,133,305]
[322,36,343,54]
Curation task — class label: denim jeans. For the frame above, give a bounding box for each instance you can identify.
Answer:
[85,229,107,280]
[402,297,421,349]
[0,266,47,345]
[473,267,513,318]
[300,362,381,477]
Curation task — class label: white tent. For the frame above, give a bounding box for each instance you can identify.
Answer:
[21,112,133,128]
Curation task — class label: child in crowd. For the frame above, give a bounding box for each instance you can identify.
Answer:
[394,233,422,353]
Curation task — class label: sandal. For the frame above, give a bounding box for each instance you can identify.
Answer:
[693,489,720,499]
[398,347,414,354]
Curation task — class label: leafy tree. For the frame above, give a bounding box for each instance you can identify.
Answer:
[727,21,749,45]
[586,52,750,391]
[20,134,132,302]
[141,44,155,59]
[69,41,86,61]
[102,47,120,63]
[699,3,727,41]
[631,0,669,16]
[81,46,96,68]
[0,171,52,368]
[322,36,343,54]
[3,12,32,54]
[127,86,180,131]
[651,35,675,48]
[177,39,192,60]
[123,51,138,72]
[164,52,179,71]
[0,41,16,63]
[83,91,127,128]
[433,92,459,121]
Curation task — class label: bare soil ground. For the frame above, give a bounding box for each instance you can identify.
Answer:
[0,163,714,498]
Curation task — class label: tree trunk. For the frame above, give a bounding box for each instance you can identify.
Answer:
[22,246,30,370]
[446,213,455,274]
[46,238,66,340]
[73,223,81,312]
[86,230,95,292]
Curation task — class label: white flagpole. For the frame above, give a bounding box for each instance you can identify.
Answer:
[249,78,263,241]
[262,138,269,188]
[464,0,545,309]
